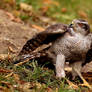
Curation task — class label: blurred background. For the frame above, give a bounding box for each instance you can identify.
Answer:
[0,0,92,29]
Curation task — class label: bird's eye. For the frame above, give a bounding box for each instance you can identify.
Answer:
[78,23,89,30]
[78,23,83,27]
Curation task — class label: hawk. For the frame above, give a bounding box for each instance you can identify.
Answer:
[15,19,92,88]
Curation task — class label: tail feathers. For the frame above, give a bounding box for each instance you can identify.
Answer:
[14,52,46,64]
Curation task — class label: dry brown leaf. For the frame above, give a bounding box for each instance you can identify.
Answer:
[20,3,32,12]
[19,82,31,92]
[4,0,16,6]
[32,24,45,31]
[6,12,15,20]
[0,81,12,88]
[46,87,53,92]
[6,12,22,23]
[0,86,11,92]
[66,79,79,89]
[42,0,59,6]
[0,68,11,73]
[8,46,16,53]
[39,16,52,23]
[5,72,13,78]
[0,54,14,61]
[61,8,67,13]
[55,88,58,92]
[13,74,20,82]
[6,73,31,92]
[12,17,22,23]
[78,11,87,18]
[0,54,8,60]
[36,82,42,89]
[41,6,49,14]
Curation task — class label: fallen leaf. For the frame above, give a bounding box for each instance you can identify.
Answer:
[20,82,31,92]
[78,11,87,18]
[12,18,23,23]
[4,0,16,6]
[41,6,49,14]
[61,8,67,13]
[8,46,16,53]
[0,54,7,60]
[0,86,11,92]
[1,81,12,88]
[39,16,52,23]
[13,74,20,82]
[0,54,14,60]
[6,12,22,23]
[36,82,42,89]
[20,3,32,12]
[46,87,53,92]
[0,68,11,73]
[5,72,13,78]
[6,12,15,20]
[42,0,59,6]
[32,24,45,31]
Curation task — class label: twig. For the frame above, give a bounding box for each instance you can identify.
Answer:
[5,72,13,78]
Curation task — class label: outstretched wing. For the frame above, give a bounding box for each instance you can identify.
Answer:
[19,23,68,55]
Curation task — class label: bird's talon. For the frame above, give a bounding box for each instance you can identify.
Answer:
[79,83,92,89]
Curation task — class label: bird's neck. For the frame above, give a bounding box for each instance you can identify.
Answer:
[68,28,76,36]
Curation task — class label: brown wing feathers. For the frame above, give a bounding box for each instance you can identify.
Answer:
[19,23,68,56]
[19,33,47,55]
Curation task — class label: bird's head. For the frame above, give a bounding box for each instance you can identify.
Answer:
[69,19,90,35]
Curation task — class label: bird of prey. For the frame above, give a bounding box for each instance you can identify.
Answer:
[16,19,92,88]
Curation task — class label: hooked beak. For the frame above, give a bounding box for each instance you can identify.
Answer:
[69,21,74,28]
[69,23,73,28]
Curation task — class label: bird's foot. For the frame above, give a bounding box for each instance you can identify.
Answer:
[74,68,92,89]
[79,79,92,89]
[56,70,66,79]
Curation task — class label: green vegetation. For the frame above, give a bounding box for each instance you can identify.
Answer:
[1,0,92,26]
[0,59,82,92]
[15,0,92,24]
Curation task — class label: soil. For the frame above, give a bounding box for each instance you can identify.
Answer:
[0,10,37,55]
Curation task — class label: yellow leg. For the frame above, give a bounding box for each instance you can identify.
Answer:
[74,68,92,89]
